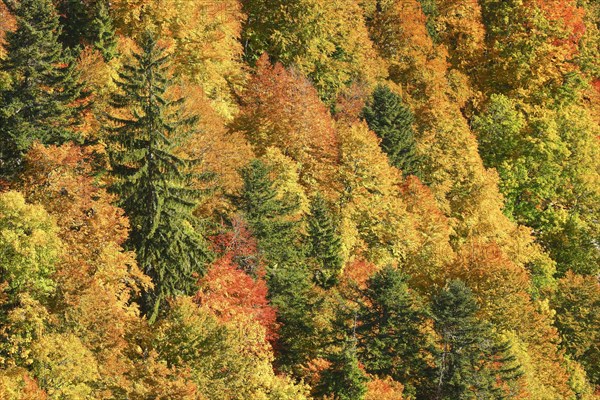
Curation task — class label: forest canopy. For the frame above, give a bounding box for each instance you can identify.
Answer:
[0,0,598,399]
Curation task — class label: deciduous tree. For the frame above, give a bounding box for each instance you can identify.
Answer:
[242,0,386,103]
[232,56,340,196]
[552,272,600,385]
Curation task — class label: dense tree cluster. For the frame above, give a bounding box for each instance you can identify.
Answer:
[0,0,598,398]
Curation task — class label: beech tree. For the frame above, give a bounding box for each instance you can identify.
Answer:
[337,121,417,265]
[552,272,600,385]
[0,191,60,304]
[19,143,152,397]
[195,255,278,342]
[232,56,340,196]
[242,0,385,103]
[473,94,600,277]
[110,0,246,117]
[152,296,310,399]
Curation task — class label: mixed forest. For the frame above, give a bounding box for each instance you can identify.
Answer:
[0,0,599,398]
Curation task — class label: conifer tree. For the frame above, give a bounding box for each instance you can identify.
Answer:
[236,159,320,374]
[361,84,422,177]
[356,266,429,397]
[235,159,301,265]
[429,280,521,400]
[0,0,84,176]
[58,0,117,61]
[107,32,211,323]
[268,260,320,374]
[307,194,343,288]
[315,341,368,400]
[89,1,117,62]
[57,0,88,49]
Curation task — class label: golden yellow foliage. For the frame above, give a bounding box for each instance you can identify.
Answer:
[111,0,246,117]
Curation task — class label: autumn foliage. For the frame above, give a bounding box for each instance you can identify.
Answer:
[0,0,598,398]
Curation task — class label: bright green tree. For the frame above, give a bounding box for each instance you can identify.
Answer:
[0,191,60,369]
[429,280,521,400]
[151,297,311,400]
[361,84,422,177]
[241,0,385,103]
[307,194,343,288]
[0,0,84,176]
[552,272,600,385]
[473,95,600,277]
[107,32,211,323]
[0,191,60,304]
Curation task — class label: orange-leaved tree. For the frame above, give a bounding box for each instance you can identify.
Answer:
[232,55,340,198]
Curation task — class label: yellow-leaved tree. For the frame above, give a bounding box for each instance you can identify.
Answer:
[111,0,247,117]
[242,0,386,103]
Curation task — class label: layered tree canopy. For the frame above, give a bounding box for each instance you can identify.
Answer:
[0,0,598,399]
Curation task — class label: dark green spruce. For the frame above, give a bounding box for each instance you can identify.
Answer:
[315,340,368,400]
[89,0,118,61]
[362,84,422,177]
[356,265,430,398]
[58,0,118,61]
[236,159,320,374]
[107,32,211,323]
[307,194,343,289]
[235,159,301,265]
[429,280,522,400]
[0,0,85,176]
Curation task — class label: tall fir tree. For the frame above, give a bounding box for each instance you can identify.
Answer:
[0,0,85,176]
[57,0,87,49]
[429,280,521,400]
[356,265,430,397]
[235,159,320,374]
[107,32,211,323]
[361,84,422,177]
[267,259,321,374]
[307,194,343,288]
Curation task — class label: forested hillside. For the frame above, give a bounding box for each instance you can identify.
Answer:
[0,0,598,399]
